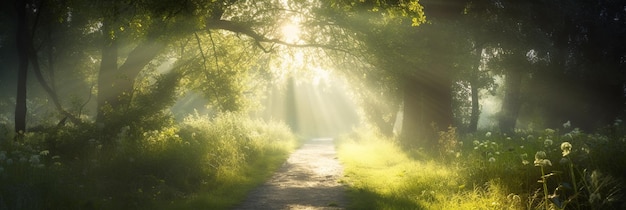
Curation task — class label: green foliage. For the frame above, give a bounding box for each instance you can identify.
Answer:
[338,124,626,209]
[337,126,522,209]
[0,112,298,209]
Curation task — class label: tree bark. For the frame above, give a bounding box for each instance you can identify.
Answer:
[95,20,164,124]
[499,67,523,134]
[14,0,28,136]
[468,79,480,133]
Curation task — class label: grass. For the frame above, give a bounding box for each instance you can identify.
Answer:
[0,112,299,209]
[162,146,291,209]
[336,125,626,209]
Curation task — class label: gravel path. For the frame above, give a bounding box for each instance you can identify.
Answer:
[233,138,349,210]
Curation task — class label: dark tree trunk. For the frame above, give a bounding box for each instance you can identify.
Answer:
[401,68,453,150]
[499,68,523,134]
[96,17,164,126]
[14,0,28,136]
[95,18,118,124]
[468,79,480,133]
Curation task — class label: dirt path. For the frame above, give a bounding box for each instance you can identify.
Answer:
[233,138,349,210]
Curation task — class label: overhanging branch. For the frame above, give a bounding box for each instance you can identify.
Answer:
[206,19,354,55]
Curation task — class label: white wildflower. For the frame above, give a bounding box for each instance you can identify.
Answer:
[544,139,553,147]
[473,140,480,146]
[534,151,551,167]
[563,121,571,129]
[560,142,572,156]
[485,132,492,137]
[29,155,40,165]
[488,157,496,163]
[534,159,552,167]
[534,151,547,160]
[39,150,49,156]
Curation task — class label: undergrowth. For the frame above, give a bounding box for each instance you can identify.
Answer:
[0,112,298,209]
[337,123,626,209]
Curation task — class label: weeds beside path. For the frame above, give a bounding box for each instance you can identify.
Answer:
[234,138,349,210]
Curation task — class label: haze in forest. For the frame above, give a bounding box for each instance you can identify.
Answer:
[0,0,625,209]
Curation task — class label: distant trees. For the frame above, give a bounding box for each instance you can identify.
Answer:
[4,0,625,150]
[473,0,626,131]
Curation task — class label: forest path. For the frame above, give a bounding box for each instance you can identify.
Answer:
[233,138,349,210]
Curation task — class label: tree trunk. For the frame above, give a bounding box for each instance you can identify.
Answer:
[14,0,28,136]
[499,68,523,134]
[468,79,480,133]
[401,68,453,150]
[95,25,164,125]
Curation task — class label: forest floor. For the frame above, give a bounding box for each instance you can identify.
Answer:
[233,138,349,210]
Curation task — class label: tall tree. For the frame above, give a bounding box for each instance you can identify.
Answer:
[14,0,29,136]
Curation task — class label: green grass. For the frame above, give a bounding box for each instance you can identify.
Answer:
[0,112,299,209]
[337,129,521,209]
[161,148,291,209]
[336,125,626,209]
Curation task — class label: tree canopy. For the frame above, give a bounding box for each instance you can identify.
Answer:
[1,0,625,149]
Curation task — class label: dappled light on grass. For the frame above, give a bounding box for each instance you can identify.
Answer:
[337,124,626,209]
[336,127,523,209]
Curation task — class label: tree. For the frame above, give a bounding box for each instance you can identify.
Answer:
[14,0,29,136]
[311,0,473,149]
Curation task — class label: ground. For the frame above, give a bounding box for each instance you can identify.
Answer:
[234,138,349,210]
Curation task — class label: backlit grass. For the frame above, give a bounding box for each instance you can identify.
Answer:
[337,127,524,210]
[337,124,626,209]
[0,112,299,209]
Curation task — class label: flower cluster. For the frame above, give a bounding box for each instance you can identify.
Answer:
[534,151,552,167]
[472,136,501,163]
[0,148,53,175]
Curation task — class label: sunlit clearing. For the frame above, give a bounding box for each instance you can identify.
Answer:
[254,74,361,138]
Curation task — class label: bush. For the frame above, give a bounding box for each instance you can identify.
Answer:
[0,112,298,209]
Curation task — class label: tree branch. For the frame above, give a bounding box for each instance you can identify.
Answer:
[206,19,353,55]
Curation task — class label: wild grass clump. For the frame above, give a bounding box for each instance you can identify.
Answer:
[0,112,297,209]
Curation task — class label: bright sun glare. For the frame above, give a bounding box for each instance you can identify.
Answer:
[281,20,301,43]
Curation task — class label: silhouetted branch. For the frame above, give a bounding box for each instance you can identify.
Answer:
[206,19,353,55]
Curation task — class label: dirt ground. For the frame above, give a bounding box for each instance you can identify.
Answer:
[233,138,349,210]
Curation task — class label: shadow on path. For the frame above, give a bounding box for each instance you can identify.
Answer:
[233,138,349,210]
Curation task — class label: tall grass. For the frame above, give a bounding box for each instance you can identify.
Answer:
[337,124,626,209]
[0,112,298,209]
[337,126,522,210]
